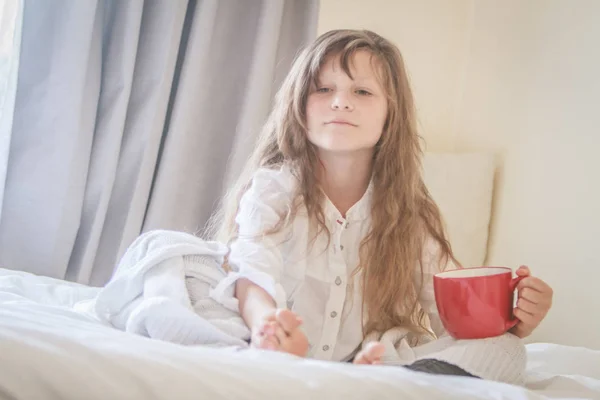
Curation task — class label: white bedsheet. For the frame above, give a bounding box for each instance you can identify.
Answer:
[0,268,598,400]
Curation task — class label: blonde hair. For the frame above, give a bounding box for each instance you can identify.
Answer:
[206,29,458,337]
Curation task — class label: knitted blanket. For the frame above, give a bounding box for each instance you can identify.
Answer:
[93,230,250,348]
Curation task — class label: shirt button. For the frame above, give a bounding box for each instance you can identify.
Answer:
[323,345,330,351]
[330,311,337,318]
[340,245,344,250]
[345,222,349,229]
[335,277,342,285]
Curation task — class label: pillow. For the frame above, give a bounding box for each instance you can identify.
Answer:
[422,152,496,267]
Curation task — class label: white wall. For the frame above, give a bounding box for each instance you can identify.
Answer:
[319,0,600,349]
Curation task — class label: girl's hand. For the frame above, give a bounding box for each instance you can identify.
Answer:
[251,311,279,351]
[510,266,553,338]
[251,309,309,357]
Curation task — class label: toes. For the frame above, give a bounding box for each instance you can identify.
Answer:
[365,342,385,359]
[355,342,385,364]
[353,351,369,365]
[276,309,302,333]
[273,324,288,345]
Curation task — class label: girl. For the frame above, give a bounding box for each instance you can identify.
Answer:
[208,29,553,382]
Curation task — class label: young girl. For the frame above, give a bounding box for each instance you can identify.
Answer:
[208,29,553,383]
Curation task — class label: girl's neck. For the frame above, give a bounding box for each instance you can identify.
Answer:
[317,149,374,218]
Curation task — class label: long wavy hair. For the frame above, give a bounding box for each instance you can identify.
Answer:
[206,29,458,337]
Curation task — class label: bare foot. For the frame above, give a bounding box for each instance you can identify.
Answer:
[273,309,308,357]
[251,309,307,357]
[353,342,385,365]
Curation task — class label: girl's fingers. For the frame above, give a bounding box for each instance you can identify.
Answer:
[260,321,277,336]
[513,307,536,325]
[517,277,553,298]
[515,266,530,276]
[516,297,537,314]
[253,330,278,350]
[261,335,278,350]
[518,287,544,304]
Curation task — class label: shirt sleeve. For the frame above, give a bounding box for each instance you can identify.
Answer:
[226,167,296,309]
[414,237,459,338]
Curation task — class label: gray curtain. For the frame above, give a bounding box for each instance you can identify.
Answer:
[0,0,318,286]
[0,0,23,226]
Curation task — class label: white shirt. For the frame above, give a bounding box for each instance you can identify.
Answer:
[227,166,449,362]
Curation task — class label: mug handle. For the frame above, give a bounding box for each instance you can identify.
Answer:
[505,275,527,330]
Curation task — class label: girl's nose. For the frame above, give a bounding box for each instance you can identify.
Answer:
[331,91,354,111]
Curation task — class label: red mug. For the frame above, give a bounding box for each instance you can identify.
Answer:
[433,266,525,339]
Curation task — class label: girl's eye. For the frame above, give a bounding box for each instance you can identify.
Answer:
[356,89,372,96]
[316,87,331,93]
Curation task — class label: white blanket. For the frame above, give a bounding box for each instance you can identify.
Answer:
[93,230,250,348]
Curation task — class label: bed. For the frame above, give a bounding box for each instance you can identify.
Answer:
[1,153,598,399]
[0,268,599,400]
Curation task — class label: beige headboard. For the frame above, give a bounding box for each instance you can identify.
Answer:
[423,152,496,268]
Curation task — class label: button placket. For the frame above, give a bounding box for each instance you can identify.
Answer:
[319,282,344,358]
[318,214,348,361]
[318,258,346,361]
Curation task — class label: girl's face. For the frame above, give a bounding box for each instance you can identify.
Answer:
[305,50,388,157]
